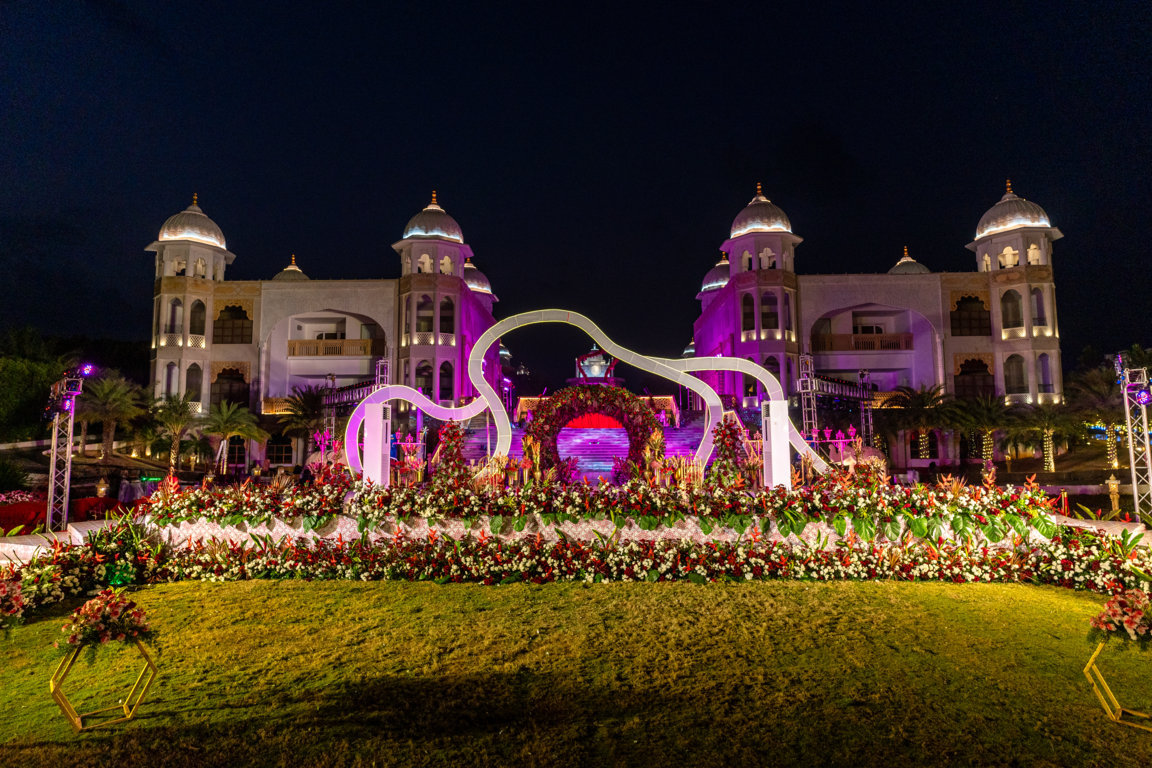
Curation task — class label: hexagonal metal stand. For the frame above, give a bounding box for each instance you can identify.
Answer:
[1084,642,1152,733]
[49,640,159,732]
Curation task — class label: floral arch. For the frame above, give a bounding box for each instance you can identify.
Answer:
[525,385,661,469]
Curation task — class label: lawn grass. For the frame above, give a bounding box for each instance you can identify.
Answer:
[2,581,1151,767]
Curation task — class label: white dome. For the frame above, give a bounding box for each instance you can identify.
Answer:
[403,192,464,242]
[888,247,930,274]
[699,254,730,293]
[730,184,791,237]
[682,340,696,358]
[158,195,226,248]
[463,258,494,296]
[975,183,1051,238]
[272,254,310,281]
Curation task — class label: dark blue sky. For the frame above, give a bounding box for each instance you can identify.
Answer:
[2,0,1149,383]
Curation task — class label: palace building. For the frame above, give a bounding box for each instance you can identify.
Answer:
[147,193,503,466]
[690,181,1063,466]
[146,182,1063,470]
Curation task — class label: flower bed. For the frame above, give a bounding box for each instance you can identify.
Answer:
[139,468,1062,549]
[2,522,1150,605]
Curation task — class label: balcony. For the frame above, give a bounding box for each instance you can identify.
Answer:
[287,339,388,357]
[811,333,913,352]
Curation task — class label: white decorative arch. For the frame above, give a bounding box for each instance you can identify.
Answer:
[344,309,828,487]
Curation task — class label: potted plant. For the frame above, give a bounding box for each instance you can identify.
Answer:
[1084,589,1151,732]
[49,589,159,732]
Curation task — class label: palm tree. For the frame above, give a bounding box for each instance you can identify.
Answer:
[952,395,1017,463]
[201,401,269,474]
[155,393,199,470]
[885,384,954,460]
[1067,366,1125,468]
[277,384,327,460]
[1015,403,1081,472]
[78,374,145,464]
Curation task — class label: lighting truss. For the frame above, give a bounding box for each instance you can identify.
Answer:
[1121,366,1152,517]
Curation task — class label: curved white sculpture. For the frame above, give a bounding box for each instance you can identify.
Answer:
[345,309,828,488]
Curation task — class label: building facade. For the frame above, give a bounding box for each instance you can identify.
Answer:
[691,182,1063,465]
[147,193,501,467]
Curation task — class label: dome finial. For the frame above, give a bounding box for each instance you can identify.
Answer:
[756,181,762,196]
[903,245,909,258]
[192,192,198,206]
[430,190,438,205]
[1005,179,1013,195]
[290,254,297,266]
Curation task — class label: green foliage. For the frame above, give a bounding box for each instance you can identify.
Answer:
[154,393,199,469]
[0,456,28,491]
[0,356,62,440]
[277,384,327,452]
[706,417,744,488]
[430,421,469,491]
[78,372,146,463]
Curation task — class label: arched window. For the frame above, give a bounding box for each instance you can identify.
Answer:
[213,305,252,344]
[439,296,454,334]
[403,359,411,386]
[439,255,453,275]
[783,293,793,331]
[186,364,203,403]
[1000,290,1023,329]
[189,301,206,336]
[954,359,994,400]
[759,247,776,269]
[741,294,755,332]
[764,356,780,382]
[439,361,454,402]
[167,298,183,334]
[998,246,1019,268]
[1037,353,1054,393]
[164,362,178,398]
[415,360,433,396]
[950,296,991,336]
[193,257,207,278]
[1027,243,1042,265]
[211,367,249,407]
[1004,354,1028,394]
[416,295,434,333]
[1031,288,1046,326]
[417,253,433,274]
[742,251,754,272]
[760,292,778,330]
[266,435,293,465]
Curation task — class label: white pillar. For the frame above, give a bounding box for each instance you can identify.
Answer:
[762,399,791,490]
[363,403,391,487]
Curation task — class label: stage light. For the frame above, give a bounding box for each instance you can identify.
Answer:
[79,363,95,376]
[1136,388,1152,406]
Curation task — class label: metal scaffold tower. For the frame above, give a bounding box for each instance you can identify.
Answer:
[1119,356,1152,517]
[796,355,875,449]
[44,365,94,531]
[797,354,818,437]
[375,358,389,388]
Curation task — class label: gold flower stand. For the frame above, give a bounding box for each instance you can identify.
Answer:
[49,640,159,732]
[1084,642,1152,733]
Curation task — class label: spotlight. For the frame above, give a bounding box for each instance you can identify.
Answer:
[1136,388,1152,406]
[79,363,95,377]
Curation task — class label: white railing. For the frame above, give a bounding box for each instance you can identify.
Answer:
[438,333,456,346]
[287,339,387,357]
[159,333,183,348]
[411,332,435,346]
[187,334,206,349]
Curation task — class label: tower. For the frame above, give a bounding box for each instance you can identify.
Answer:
[391,193,500,419]
[145,195,236,412]
[966,181,1063,403]
[693,185,803,405]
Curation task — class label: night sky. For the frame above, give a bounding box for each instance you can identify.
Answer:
[2,1,1150,386]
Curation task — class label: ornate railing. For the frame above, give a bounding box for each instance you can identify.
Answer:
[286,339,388,357]
[811,333,913,352]
[158,333,183,348]
[187,334,206,349]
